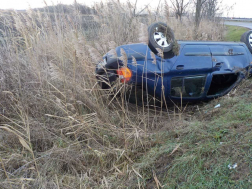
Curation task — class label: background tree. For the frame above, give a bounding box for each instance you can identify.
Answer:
[194,0,207,28]
[202,0,223,20]
[194,0,224,27]
[170,0,191,21]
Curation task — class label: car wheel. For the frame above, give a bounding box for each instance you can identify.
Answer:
[148,22,175,53]
[240,30,252,53]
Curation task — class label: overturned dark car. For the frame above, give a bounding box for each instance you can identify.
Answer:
[96,22,252,104]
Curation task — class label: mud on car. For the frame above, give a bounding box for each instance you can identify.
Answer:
[96,22,252,104]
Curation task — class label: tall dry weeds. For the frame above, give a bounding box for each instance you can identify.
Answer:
[0,1,225,188]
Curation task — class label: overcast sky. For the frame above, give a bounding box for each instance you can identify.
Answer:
[0,0,251,18]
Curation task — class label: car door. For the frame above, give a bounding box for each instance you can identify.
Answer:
[209,45,249,72]
[168,44,213,100]
[206,45,249,97]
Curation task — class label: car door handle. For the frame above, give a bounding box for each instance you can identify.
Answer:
[176,65,184,70]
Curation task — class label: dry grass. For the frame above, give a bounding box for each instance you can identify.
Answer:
[0,1,226,188]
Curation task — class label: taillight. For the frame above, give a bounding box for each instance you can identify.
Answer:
[117,67,132,83]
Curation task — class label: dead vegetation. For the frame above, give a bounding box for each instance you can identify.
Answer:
[0,1,245,188]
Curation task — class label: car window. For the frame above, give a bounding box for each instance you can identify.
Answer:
[171,75,206,98]
[210,45,246,56]
[207,73,238,96]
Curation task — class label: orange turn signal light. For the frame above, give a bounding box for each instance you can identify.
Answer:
[117,67,132,83]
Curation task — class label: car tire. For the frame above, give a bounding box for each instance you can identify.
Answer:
[148,22,175,53]
[240,30,252,53]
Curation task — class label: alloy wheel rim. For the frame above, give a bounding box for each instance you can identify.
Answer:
[249,33,252,48]
[153,32,170,48]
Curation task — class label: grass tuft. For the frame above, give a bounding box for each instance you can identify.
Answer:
[224,25,249,42]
